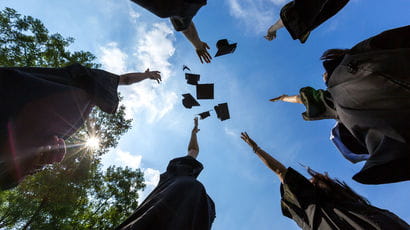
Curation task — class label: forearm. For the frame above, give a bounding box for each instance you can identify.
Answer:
[182,22,202,48]
[282,95,302,104]
[253,146,287,183]
[187,131,199,158]
[118,73,145,85]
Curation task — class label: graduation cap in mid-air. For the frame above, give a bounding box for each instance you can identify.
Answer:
[196,84,214,99]
[198,110,211,120]
[182,94,200,109]
[214,103,230,121]
[185,73,200,85]
[182,65,191,72]
[215,39,237,57]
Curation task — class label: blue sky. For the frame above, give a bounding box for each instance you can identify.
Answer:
[1,0,410,229]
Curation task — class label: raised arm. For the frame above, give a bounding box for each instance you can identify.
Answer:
[181,22,212,64]
[118,68,161,85]
[241,132,287,183]
[187,117,200,159]
[270,94,302,104]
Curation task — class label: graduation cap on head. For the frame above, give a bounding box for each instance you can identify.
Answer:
[214,103,230,121]
[197,111,211,120]
[196,84,214,99]
[215,39,237,57]
[185,73,200,85]
[182,94,200,109]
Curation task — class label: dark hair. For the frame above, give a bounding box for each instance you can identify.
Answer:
[320,49,350,78]
[307,168,370,205]
[320,49,350,61]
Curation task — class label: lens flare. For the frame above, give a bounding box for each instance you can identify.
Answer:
[85,137,100,150]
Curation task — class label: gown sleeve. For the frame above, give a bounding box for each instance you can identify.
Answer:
[299,86,338,121]
[280,0,349,43]
[5,63,120,114]
[280,168,318,229]
[350,25,410,53]
[169,2,204,31]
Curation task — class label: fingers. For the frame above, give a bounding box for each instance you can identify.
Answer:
[240,132,249,142]
[196,42,212,64]
[269,95,285,102]
[264,35,273,41]
[202,50,212,63]
[197,52,204,64]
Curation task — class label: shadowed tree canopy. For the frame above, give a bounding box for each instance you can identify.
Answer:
[0,8,145,229]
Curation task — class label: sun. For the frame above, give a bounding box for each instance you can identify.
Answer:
[85,137,100,150]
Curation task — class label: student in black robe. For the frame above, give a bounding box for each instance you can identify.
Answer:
[240,132,410,230]
[116,118,216,230]
[0,64,161,190]
[130,0,212,64]
[270,25,410,184]
[264,0,349,43]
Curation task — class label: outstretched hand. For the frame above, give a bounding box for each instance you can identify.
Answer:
[269,94,288,102]
[241,132,258,151]
[264,30,277,41]
[144,68,162,83]
[195,42,212,64]
[192,117,200,134]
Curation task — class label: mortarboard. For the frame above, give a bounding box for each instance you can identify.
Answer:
[182,65,191,72]
[214,103,230,121]
[182,94,200,109]
[215,39,237,57]
[198,111,211,120]
[196,84,214,99]
[185,73,200,85]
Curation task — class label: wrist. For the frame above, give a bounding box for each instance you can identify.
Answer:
[253,146,260,153]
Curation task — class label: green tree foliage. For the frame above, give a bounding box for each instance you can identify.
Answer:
[0,8,145,229]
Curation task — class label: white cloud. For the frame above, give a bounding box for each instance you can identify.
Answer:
[99,42,128,74]
[120,22,178,122]
[134,22,175,81]
[98,21,178,123]
[129,8,141,20]
[224,126,238,137]
[227,0,286,34]
[138,167,160,203]
[143,168,160,186]
[101,149,142,169]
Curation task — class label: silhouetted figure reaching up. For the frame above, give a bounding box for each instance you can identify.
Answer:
[131,0,212,63]
[265,0,349,43]
[270,26,410,184]
[241,132,410,230]
[0,64,161,190]
[116,118,215,230]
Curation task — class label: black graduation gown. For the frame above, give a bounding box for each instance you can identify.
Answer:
[299,26,410,184]
[116,156,215,230]
[130,0,206,31]
[280,0,349,43]
[0,64,120,190]
[281,168,410,230]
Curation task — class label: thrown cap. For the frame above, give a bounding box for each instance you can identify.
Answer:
[196,84,214,99]
[182,65,191,72]
[215,39,237,57]
[214,103,230,121]
[182,93,200,109]
[198,111,211,120]
[185,73,200,85]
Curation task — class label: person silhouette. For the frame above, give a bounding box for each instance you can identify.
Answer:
[0,63,161,190]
